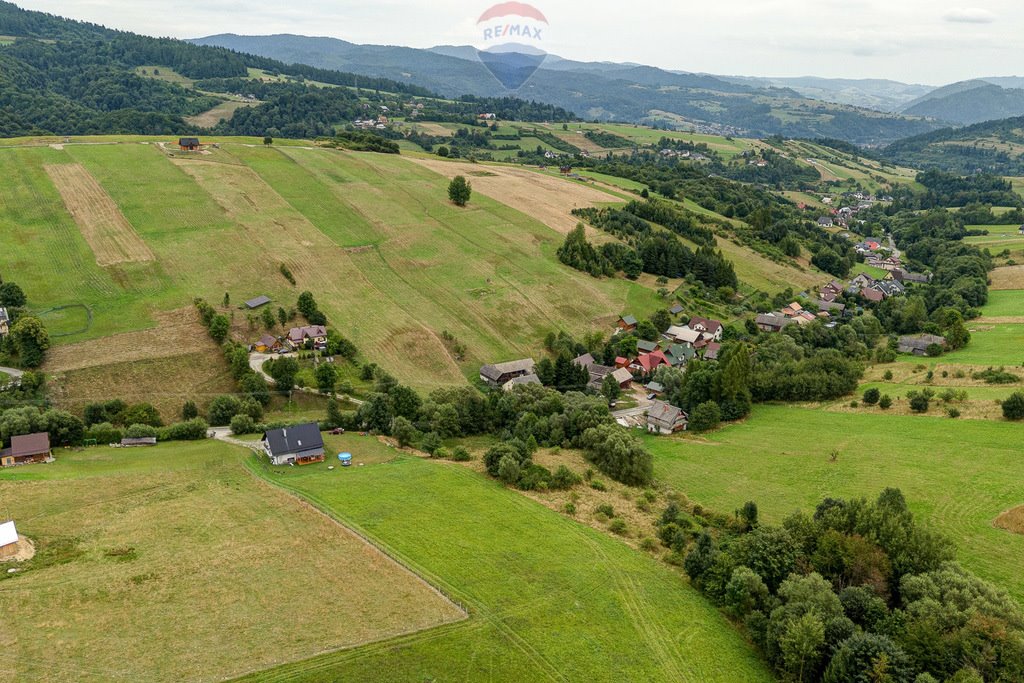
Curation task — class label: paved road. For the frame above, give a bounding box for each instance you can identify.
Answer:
[887,233,901,260]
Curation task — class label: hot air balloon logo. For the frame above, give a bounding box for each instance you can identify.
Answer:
[476,2,549,90]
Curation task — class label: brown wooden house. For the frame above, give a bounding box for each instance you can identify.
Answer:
[1,432,53,467]
[178,137,200,151]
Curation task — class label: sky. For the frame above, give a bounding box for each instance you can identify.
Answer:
[18,0,1024,84]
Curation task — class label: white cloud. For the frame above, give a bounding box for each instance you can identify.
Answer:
[943,7,996,23]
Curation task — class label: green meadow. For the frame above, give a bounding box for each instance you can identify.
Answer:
[240,453,772,682]
[646,405,1024,603]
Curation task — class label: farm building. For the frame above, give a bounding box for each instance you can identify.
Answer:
[756,313,793,333]
[0,432,53,467]
[636,340,660,354]
[286,325,328,350]
[898,334,947,356]
[0,521,18,560]
[262,423,326,466]
[669,303,684,316]
[244,295,272,309]
[178,137,200,151]
[479,358,536,388]
[616,315,638,332]
[703,342,722,361]
[0,307,8,337]
[646,401,688,435]
[120,437,157,447]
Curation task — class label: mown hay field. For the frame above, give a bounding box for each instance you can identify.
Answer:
[0,441,464,683]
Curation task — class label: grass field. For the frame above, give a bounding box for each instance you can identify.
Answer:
[646,405,1024,603]
[184,100,257,128]
[241,452,772,682]
[928,323,1024,366]
[0,138,663,390]
[979,289,1024,317]
[0,441,464,682]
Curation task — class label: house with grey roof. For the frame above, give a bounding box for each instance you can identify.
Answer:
[897,334,946,356]
[480,358,536,388]
[0,307,8,337]
[646,400,688,435]
[262,423,325,466]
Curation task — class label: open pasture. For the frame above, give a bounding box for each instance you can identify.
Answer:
[239,453,772,682]
[646,405,1024,602]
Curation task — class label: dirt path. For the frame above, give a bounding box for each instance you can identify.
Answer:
[408,157,620,235]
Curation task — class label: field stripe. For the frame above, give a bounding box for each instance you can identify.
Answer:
[44,163,155,266]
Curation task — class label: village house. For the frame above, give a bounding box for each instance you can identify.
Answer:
[0,520,19,560]
[866,255,901,271]
[817,216,834,227]
[262,423,325,466]
[178,137,200,151]
[646,400,688,435]
[286,325,328,351]
[0,432,53,467]
[687,316,724,342]
[0,307,8,337]
[479,358,536,388]
[631,350,670,376]
[664,343,695,367]
[850,273,876,290]
[254,334,285,353]
[890,268,932,285]
[872,281,905,299]
[664,324,703,348]
[898,334,947,356]
[637,339,660,354]
[859,287,885,304]
[703,342,722,361]
[755,312,793,333]
[616,315,638,332]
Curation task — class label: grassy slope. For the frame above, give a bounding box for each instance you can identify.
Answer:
[0,139,661,389]
[0,441,463,682]
[646,405,1024,602]
[239,454,772,682]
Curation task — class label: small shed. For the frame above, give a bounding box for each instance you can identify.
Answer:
[245,295,272,309]
[120,437,157,447]
[0,521,19,560]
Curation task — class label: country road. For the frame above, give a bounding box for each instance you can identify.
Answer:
[248,352,365,405]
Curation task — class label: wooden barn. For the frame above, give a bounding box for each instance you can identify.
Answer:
[178,137,200,151]
[0,432,53,467]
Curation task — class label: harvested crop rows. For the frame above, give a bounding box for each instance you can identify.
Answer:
[44,162,154,266]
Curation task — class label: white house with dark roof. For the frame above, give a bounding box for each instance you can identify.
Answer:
[262,423,325,466]
[0,307,8,337]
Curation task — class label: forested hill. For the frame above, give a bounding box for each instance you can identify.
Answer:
[0,1,438,136]
[882,115,1024,175]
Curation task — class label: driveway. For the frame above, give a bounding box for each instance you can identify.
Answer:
[0,367,24,379]
[208,426,261,450]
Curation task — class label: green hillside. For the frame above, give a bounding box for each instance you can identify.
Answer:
[0,138,663,389]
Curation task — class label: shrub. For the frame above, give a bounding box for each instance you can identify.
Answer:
[550,464,582,490]
[608,519,628,535]
[972,367,1020,385]
[595,503,615,519]
[690,401,722,432]
[1002,391,1024,420]
[563,502,576,515]
[497,455,521,485]
[879,395,893,410]
[85,422,122,444]
[159,418,209,441]
[181,401,198,420]
[432,446,452,460]
[908,391,930,413]
[230,414,256,435]
[125,423,158,439]
[862,388,880,405]
[883,370,894,381]
[420,431,443,455]
[207,395,242,426]
[946,407,961,418]
[639,537,658,552]
[449,446,471,462]
[589,479,607,491]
